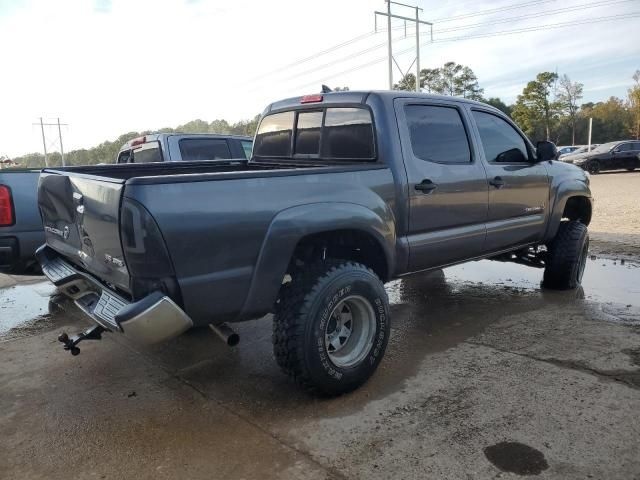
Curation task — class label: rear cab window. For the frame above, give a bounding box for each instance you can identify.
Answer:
[240,140,253,159]
[253,107,375,162]
[128,142,163,164]
[179,138,231,161]
[117,150,132,164]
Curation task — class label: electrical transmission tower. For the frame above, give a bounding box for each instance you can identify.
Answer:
[375,1,432,91]
[33,117,68,167]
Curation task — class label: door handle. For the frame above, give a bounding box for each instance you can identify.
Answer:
[489,176,506,188]
[415,180,437,193]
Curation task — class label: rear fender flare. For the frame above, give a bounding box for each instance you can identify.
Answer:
[239,202,396,320]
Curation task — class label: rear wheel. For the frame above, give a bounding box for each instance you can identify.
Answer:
[273,261,390,396]
[543,221,589,290]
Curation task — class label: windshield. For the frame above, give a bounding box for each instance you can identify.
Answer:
[592,141,618,153]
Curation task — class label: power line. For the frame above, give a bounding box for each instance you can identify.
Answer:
[240,30,378,86]
[431,0,556,23]
[250,33,417,90]
[432,11,640,43]
[434,0,637,34]
[287,12,640,91]
[248,2,550,88]
[257,0,631,90]
[243,25,414,87]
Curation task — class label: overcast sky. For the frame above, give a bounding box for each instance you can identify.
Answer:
[1,0,639,157]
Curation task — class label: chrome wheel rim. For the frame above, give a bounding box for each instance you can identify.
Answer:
[324,295,376,368]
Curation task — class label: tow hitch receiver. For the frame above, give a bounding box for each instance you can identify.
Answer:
[58,325,106,356]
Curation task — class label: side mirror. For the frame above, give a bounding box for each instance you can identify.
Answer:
[536,141,558,161]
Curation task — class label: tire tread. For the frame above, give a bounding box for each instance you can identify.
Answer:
[543,221,588,290]
[272,260,383,395]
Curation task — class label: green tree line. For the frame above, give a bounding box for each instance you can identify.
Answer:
[395,62,640,146]
[8,115,261,169]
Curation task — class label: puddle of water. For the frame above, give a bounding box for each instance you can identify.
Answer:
[435,257,639,307]
[0,282,56,335]
[484,441,549,476]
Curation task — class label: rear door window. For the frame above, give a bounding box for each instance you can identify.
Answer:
[179,138,231,161]
[405,105,471,163]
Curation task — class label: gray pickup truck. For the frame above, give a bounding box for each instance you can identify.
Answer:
[1,134,252,275]
[36,91,593,395]
[115,133,253,164]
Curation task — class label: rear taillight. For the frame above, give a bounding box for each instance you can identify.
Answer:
[0,185,14,226]
[120,197,174,279]
[301,94,323,104]
[120,198,180,301]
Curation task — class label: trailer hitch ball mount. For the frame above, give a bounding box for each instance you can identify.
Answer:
[58,324,106,356]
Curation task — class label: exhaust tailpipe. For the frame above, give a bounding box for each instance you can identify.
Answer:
[209,323,240,347]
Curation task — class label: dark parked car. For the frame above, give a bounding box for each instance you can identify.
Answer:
[36,91,592,395]
[557,145,581,157]
[565,140,640,173]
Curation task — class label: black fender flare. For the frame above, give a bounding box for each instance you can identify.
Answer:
[239,202,396,320]
[543,179,593,243]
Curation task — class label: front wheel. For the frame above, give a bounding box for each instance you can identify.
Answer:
[273,261,390,396]
[543,221,589,290]
[586,160,600,174]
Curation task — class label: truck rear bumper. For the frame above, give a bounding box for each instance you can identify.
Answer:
[36,245,193,344]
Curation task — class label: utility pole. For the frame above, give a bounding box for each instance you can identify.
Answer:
[34,118,68,167]
[415,6,420,92]
[39,117,48,167]
[375,1,432,91]
[57,118,65,166]
[387,0,393,90]
[587,117,593,152]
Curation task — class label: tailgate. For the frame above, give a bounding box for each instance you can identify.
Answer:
[38,172,130,293]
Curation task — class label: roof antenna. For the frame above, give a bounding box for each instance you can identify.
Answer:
[321,85,333,93]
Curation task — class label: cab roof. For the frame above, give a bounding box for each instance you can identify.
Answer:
[266,90,493,113]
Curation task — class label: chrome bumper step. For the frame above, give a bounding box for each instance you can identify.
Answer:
[36,245,193,344]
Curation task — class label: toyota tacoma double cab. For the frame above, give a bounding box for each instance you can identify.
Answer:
[36,91,593,396]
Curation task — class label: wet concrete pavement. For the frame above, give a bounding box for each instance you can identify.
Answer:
[1,256,640,479]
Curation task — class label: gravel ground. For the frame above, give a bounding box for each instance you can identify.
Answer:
[588,171,640,259]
